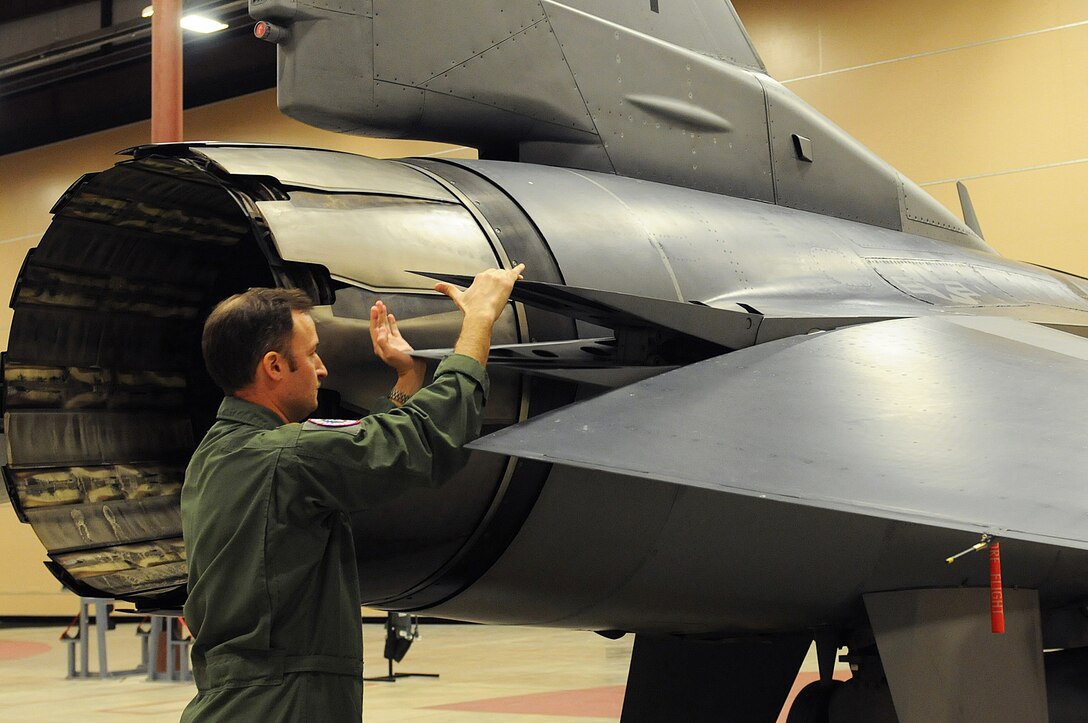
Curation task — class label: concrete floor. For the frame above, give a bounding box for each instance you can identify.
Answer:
[0,617,844,721]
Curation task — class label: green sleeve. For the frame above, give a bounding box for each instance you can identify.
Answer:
[286,354,489,511]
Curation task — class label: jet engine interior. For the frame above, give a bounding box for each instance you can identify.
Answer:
[2,143,577,610]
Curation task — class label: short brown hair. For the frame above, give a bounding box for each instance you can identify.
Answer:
[201,288,314,394]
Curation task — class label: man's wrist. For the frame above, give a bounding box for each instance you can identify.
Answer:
[461,310,499,328]
[394,359,426,394]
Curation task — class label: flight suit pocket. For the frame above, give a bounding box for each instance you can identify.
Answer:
[201,649,286,691]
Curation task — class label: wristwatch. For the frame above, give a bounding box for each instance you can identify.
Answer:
[388,388,411,406]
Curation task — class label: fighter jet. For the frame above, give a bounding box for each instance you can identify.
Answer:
[4,1,1088,720]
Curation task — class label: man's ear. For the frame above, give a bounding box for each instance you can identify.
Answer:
[259,350,285,382]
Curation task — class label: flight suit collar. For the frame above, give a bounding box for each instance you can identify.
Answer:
[215,395,288,430]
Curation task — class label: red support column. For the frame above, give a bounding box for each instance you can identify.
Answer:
[151,0,183,143]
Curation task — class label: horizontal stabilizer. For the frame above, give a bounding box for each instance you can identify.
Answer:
[470,316,1088,549]
[513,365,679,387]
[413,337,619,367]
[412,337,676,387]
[418,271,898,350]
[417,272,760,350]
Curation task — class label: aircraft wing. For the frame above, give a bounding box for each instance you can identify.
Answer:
[469,315,1088,550]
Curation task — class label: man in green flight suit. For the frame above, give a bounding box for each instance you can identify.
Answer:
[180,264,525,721]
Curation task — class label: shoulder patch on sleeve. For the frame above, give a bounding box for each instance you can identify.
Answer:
[303,418,363,433]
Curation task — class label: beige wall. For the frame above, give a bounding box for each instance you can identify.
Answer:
[734,0,1088,275]
[0,90,473,616]
[3,2,1086,614]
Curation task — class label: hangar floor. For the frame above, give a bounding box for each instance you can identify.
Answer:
[0,618,841,721]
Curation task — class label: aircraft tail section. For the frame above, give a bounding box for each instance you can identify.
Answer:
[251,0,776,190]
[252,0,986,249]
[552,1,765,72]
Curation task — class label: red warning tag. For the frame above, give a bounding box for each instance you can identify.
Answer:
[990,542,1005,634]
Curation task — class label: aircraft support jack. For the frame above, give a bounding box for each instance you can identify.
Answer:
[620,632,809,722]
[363,613,439,683]
[863,588,1047,723]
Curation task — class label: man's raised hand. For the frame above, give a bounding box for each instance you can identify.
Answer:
[370,300,426,397]
[436,264,526,367]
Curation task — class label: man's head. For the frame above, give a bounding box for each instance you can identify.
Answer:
[202,288,328,422]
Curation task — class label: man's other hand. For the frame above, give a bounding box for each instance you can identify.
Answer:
[370,300,426,398]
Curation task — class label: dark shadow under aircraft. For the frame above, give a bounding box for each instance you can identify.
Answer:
[4,1,1088,720]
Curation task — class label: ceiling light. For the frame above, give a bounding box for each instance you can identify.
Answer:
[141,6,229,33]
[180,16,229,33]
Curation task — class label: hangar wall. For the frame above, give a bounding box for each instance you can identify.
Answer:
[1,0,1086,614]
[734,0,1088,276]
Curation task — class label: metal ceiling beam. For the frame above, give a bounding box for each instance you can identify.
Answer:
[0,0,249,87]
[0,2,272,155]
[0,0,91,24]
